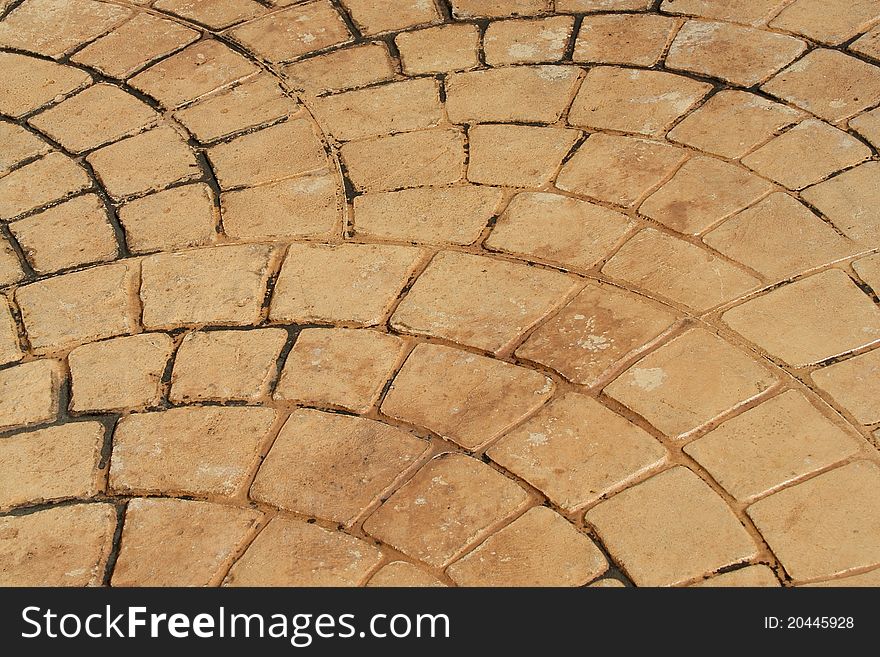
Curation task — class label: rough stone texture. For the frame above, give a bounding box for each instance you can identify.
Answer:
[770,0,880,45]
[0,122,50,174]
[468,124,579,188]
[0,299,21,365]
[573,14,675,67]
[367,561,446,587]
[153,0,264,29]
[342,0,439,34]
[801,162,880,244]
[396,24,480,73]
[0,52,90,117]
[485,16,574,66]
[282,43,395,94]
[660,0,789,25]
[694,565,780,587]
[0,152,90,220]
[812,348,880,425]
[118,183,217,253]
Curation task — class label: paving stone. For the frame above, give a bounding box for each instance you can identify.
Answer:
[589,578,626,587]
[140,244,273,329]
[396,24,480,74]
[174,75,297,143]
[0,122,50,174]
[271,243,422,325]
[802,569,880,587]
[850,107,880,149]
[666,20,806,87]
[16,262,139,353]
[484,16,574,66]
[467,124,580,188]
[112,498,261,586]
[769,0,880,45]
[342,0,439,34]
[341,129,466,191]
[640,156,773,235]
[363,453,532,567]
[0,422,103,509]
[685,390,862,501]
[153,0,264,29]
[659,0,787,25]
[69,334,174,411]
[0,0,130,58]
[801,162,880,244]
[489,392,667,510]
[486,192,632,270]
[0,152,90,220]
[693,565,780,587]
[118,183,217,254]
[742,120,870,190]
[602,229,760,311]
[569,67,712,136]
[854,253,880,291]
[605,328,776,437]
[516,281,678,386]
[722,270,880,367]
[225,517,382,586]
[282,43,395,95]
[748,461,880,582]
[0,53,90,117]
[274,328,403,413]
[446,66,581,124]
[28,84,159,154]
[704,192,857,280]
[667,90,804,159]
[447,507,607,586]
[762,49,880,123]
[0,359,62,432]
[87,127,201,199]
[851,23,880,61]
[252,410,428,523]
[222,174,340,240]
[0,299,21,365]
[353,185,503,245]
[10,194,118,275]
[0,241,24,288]
[130,40,259,108]
[207,119,328,189]
[451,0,549,17]
[586,466,759,587]
[0,503,115,586]
[556,133,687,207]
[111,407,276,496]
[71,13,199,79]
[367,561,446,587]
[391,251,579,353]
[228,1,351,62]
[812,348,880,425]
[382,343,553,449]
[573,14,677,67]
[311,79,442,141]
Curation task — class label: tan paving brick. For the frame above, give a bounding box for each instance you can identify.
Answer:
[0,503,115,586]
[69,334,174,412]
[225,517,382,586]
[381,343,553,449]
[396,24,480,74]
[851,23,880,61]
[586,466,759,586]
[282,43,395,95]
[561,0,650,10]
[770,0,880,45]
[489,392,667,510]
[602,229,760,310]
[452,0,549,17]
[111,407,276,496]
[850,106,880,149]
[722,270,880,366]
[207,119,327,189]
[812,348,880,425]
[140,244,273,329]
[367,561,446,587]
[801,162,880,244]
[119,183,217,254]
[0,152,90,220]
[363,453,531,567]
[704,192,857,280]
[0,299,21,365]
[0,360,62,432]
[0,422,103,509]
[447,507,607,586]
[605,328,776,437]
[484,16,574,66]
[392,251,579,353]
[854,253,880,292]
[659,0,787,25]
[748,461,880,582]
[171,328,287,403]
[569,67,711,136]
[271,243,422,325]
[112,498,261,586]
[467,124,580,188]
[275,328,403,413]
[446,66,582,124]
[153,0,264,29]
[343,0,439,34]
[353,185,503,245]
[10,194,118,275]
[556,134,687,207]
[71,13,199,79]
[252,409,427,523]
[486,192,632,270]
[17,262,139,353]
[573,14,677,67]
[685,390,862,501]
[0,122,50,174]
[693,565,780,587]
[0,53,90,118]
[516,282,678,386]
[0,240,24,288]
[668,90,804,159]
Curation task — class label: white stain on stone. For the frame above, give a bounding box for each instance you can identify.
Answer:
[631,367,667,391]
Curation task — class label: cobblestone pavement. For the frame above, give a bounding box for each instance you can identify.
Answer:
[1,0,880,588]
